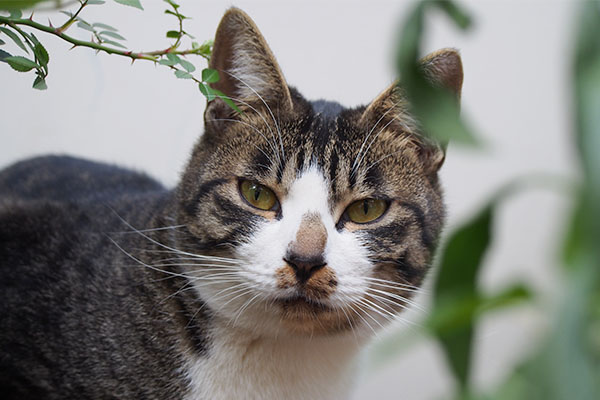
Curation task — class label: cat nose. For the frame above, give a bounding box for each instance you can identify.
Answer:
[284,254,326,283]
[285,212,328,283]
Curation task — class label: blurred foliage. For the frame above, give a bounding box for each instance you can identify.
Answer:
[396,0,477,146]
[375,1,600,399]
[0,0,236,108]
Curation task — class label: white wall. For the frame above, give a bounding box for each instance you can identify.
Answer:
[0,1,577,398]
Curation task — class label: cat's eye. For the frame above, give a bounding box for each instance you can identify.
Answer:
[345,198,388,224]
[239,180,278,211]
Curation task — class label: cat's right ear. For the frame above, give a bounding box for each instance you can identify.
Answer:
[204,8,293,123]
[360,48,463,175]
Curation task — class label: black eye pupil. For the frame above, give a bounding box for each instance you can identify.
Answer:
[363,200,369,215]
[254,186,261,201]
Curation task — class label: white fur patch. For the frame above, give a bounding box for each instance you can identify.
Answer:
[184,167,378,399]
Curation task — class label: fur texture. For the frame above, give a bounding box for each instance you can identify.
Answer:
[0,8,462,399]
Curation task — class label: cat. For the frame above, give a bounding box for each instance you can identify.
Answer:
[0,7,462,400]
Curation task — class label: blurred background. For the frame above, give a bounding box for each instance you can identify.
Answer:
[0,1,578,398]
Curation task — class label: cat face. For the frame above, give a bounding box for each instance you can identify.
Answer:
[176,8,462,337]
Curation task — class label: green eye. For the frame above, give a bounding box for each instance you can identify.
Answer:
[240,180,278,211]
[346,199,388,224]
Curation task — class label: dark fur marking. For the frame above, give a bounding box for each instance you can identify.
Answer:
[399,201,432,248]
[185,178,228,217]
[328,149,339,187]
[250,148,273,177]
[296,147,305,173]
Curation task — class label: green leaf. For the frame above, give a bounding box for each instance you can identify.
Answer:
[8,9,22,18]
[430,205,493,389]
[33,41,49,67]
[32,75,47,90]
[0,27,28,54]
[99,31,126,41]
[166,30,180,39]
[158,58,177,66]
[4,55,38,72]
[92,23,118,32]
[77,21,95,32]
[202,68,219,83]
[113,0,143,10]
[178,58,195,72]
[164,0,180,9]
[166,53,181,64]
[0,0,46,10]
[174,70,193,79]
[434,0,472,29]
[87,0,106,4]
[395,1,477,146]
[0,38,5,46]
[0,49,12,62]
[213,88,242,113]
[198,82,217,101]
[101,39,126,49]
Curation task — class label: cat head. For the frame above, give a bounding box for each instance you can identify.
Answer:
[176,8,462,337]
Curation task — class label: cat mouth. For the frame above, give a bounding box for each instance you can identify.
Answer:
[276,294,332,313]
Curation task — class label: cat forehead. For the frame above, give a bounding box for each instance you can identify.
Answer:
[213,109,422,206]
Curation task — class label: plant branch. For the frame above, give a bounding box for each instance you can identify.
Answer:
[57,0,87,33]
[0,15,210,62]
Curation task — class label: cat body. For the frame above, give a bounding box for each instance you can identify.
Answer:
[0,8,462,399]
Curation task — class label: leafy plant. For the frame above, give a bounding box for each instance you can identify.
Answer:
[371,1,600,399]
[0,0,238,110]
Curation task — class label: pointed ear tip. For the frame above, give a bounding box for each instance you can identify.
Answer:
[425,48,463,67]
[223,7,249,19]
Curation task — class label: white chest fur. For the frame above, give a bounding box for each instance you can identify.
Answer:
[183,323,363,400]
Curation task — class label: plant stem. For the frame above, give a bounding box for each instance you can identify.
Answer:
[0,16,210,62]
[57,0,87,33]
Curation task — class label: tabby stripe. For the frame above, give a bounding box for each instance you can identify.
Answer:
[184,178,227,217]
[399,201,433,249]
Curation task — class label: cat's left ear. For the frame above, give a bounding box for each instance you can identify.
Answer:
[360,48,463,175]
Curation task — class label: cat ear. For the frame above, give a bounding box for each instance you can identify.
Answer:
[419,48,464,99]
[205,8,293,120]
[360,48,463,175]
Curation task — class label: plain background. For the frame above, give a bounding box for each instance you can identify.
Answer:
[0,1,577,398]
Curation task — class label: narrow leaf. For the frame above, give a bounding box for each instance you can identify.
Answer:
[87,0,106,4]
[33,42,49,67]
[101,39,126,49]
[396,2,477,146]
[4,55,38,72]
[99,31,126,41]
[32,75,47,90]
[77,21,95,32]
[92,23,118,32]
[166,30,180,39]
[202,68,219,83]
[0,27,28,54]
[113,0,143,10]
[0,49,12,62]
[213,88,242,113]
[0,2,43,11]
[430,205,493,388]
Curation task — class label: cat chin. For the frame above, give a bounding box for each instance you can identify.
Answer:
[217,296,370,338]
